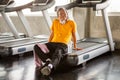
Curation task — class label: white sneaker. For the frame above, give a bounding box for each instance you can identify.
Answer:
[41,66,51,76]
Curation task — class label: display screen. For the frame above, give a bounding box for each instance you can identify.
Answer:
[82,0,101,1]
[82,0,102,3]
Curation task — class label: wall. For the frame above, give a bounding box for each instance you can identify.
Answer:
[73,8,87,39]
[0,16,52,36]
[73,8,120,49]
[89,9,120,49]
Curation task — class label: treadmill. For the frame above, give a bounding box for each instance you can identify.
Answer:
[56,0,115,66]
[0,0,25,41]
[0,32,26,41]
[0,0,55,56]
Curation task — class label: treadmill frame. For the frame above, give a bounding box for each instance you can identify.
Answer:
[0,0,55,56]
[56,0,114,66]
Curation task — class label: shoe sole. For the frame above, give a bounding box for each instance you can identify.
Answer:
[41,66,51,76]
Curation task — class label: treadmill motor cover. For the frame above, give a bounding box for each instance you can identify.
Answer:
[66,53,79,66]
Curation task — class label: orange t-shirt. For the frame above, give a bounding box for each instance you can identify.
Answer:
[50,19,76,44]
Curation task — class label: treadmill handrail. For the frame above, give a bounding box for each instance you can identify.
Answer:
[55,0,111,11]
[5,2,33,12]
[4,0,55,12]
[95,0,111,10]
[55,1,98,11]
[0,0,15,11]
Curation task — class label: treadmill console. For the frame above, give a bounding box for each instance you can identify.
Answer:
[0,0,14,5]
[82,0,102,3]
[76,0,102,3]
[33,0,49,6]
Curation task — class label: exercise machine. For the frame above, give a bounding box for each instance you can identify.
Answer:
[0,0,25,41]
[56,0,115,66]
[0,0,55,56]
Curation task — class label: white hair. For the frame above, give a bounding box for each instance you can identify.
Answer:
[56,7,68,19]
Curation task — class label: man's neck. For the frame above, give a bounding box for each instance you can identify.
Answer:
[60,19,67,24]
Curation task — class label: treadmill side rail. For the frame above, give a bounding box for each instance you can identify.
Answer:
[12,44,35,55]
[66,45,110,66]
[77,45,109,65]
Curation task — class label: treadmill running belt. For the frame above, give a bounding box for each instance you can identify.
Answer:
[0,38,47,47]
[72,41,108,55]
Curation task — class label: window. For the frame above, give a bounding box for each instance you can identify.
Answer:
[7,0,71,16]
[96,0,120,16]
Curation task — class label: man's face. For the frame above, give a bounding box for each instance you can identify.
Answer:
[58,9,67,21]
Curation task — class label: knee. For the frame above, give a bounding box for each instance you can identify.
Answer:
[57,48,63,54]
[34,44,39,51]
[55,49,63,56]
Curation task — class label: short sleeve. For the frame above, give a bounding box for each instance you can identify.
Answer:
[50,19,55,32]
[50,23,54,31]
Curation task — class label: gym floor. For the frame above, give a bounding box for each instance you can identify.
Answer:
[0,50,120,80]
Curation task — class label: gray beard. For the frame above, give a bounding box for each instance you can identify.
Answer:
[60,20,66,24]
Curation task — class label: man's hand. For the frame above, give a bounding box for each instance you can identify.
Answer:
[73,48,82,50]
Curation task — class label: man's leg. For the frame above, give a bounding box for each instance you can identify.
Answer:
[51,48,63,69]
[34,44,50,69]
[34,44,49,62]
[40,43,67,76]
[40,48,64,76]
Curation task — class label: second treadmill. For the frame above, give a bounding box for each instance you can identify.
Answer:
[0,0,55,56]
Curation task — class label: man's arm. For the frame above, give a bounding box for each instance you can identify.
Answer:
[72,31,82,50]
[48,31,54,42]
